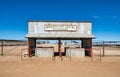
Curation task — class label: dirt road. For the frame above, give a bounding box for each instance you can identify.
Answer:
[0,57,120,77]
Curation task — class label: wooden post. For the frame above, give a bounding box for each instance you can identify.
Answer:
[103,41,105,57]
[21,49,23,61]
[70,48,71,61]
[28,38,36,57]
[90,39,92,57]
[81,38,91,57]
[58,38,62,60]
[28,38,30,57]
[52,47,55,61]
[100,49,102,61]
[1,41,3,55]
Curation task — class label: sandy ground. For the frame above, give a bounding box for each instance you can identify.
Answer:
[0,45,120,77]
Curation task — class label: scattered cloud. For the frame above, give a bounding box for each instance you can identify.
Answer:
[92,16,120,19]
[112,16,120,19]
[93,16,100,19]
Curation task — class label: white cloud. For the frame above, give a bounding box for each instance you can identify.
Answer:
[93,15,120,19]
[93,16,100,19]
[112,16,119,19]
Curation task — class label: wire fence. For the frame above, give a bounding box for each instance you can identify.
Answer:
[93,40,120,57]
[1,40,120,61]
[0,40,27,56]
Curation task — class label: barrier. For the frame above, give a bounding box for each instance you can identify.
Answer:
[21,47,55,61]
[66,48,102,61]
[21,47,102,61]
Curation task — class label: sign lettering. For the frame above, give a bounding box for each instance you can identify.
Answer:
[45,24,77,31]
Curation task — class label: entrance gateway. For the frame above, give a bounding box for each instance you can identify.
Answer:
[26,21,95,59]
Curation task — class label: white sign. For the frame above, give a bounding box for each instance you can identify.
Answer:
[44,24,77,31]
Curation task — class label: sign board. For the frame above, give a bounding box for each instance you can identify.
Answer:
[26,21,95,39]
[44,24,77,31]
[28,21,92,34]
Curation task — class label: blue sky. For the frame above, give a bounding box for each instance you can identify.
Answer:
[0,0,120,41]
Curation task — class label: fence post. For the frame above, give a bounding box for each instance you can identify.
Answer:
[100,49,102,61]
[70,48,71,61]
[1,41,3,55]
[21,49,23,61]
[103,41,105,57]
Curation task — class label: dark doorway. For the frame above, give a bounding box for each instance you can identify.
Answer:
[53,52,66,57]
